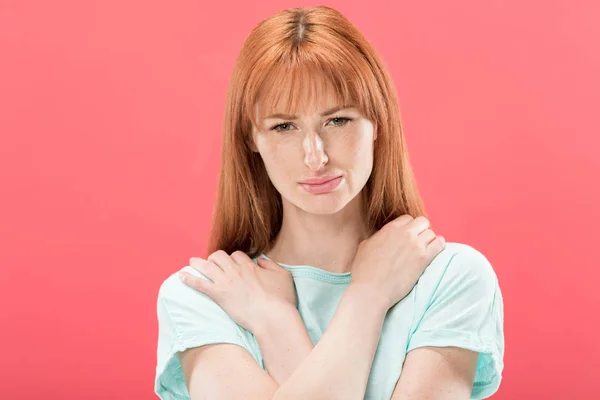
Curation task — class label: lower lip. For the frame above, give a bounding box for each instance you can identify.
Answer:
[299,176,343,194]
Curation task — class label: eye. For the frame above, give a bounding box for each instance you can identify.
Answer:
[329,117,352,127]
[270,122,295,132]
[269,117,353,133]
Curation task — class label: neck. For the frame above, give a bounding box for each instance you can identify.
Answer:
[265,191,373,273]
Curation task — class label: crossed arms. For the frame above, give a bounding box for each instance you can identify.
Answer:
[179,284,478,400]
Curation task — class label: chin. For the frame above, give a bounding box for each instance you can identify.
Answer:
[296,193,352,215]
[303,204,345,215]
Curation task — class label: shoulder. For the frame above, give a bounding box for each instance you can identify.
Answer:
[405,242,505,398]
[158,265,211,303]
[415,241,500,300]
[156,265,238,331]
[155,264,247,346]
[424,241,497,280]
[154,266,259,399]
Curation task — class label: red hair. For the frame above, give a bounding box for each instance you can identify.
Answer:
[206,6,427,258]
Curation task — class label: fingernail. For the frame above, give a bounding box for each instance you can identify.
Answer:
[178,272,186,282]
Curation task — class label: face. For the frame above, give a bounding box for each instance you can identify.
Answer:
[250,81,377,215]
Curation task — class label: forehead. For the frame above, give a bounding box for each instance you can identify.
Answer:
[254,72,351,120]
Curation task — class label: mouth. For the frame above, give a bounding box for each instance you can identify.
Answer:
[298,175,342,185]
[298,176,344,194]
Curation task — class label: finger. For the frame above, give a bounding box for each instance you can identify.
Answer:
[418,228,437,246]
[178,271,215,296]
[256,257,272,269]
[390,214,414,227]
[425,235,446,258]
[433,235,446,250]
[190,256,221,271]
[208,250,240,274]
[257,257,283,270]
[408,216,431,235]
[189,256,216,270]
[189,256,208,265]
[190,259,225,284]
[230,251,255,271]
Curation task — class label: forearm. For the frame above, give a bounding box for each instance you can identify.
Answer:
[254,305,314,385]
[265,283,388,400]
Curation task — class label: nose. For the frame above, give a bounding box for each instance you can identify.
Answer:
[303,131,328,170]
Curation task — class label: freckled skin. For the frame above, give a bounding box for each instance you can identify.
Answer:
[251,88,377,216]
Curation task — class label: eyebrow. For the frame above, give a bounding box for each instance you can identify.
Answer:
[263,105,357,120]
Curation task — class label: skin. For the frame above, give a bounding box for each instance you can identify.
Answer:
[177,78,478,399]
[248,77,377,273]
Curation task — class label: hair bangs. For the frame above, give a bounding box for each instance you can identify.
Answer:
[246,46,373,130]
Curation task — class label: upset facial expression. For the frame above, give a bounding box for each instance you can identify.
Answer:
[250,84,376,215]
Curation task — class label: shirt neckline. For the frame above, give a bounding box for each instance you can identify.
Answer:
[257,253,352,285]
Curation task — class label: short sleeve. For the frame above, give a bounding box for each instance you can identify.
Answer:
[406,243,505,399]
[154,266,255,400]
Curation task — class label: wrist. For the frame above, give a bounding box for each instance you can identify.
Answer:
[346,282,390,315]
[252,302,299,338]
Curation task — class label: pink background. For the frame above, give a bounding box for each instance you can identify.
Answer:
[1,0,598,398]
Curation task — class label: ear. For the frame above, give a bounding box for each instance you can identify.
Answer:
[372,121,378,141]
[248,140,259,153]
[247,129,259,153]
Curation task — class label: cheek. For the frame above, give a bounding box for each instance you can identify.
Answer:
[257,135,299,167]
[339,136,374,184]
[258,145,295,183]
[337,132,372,163]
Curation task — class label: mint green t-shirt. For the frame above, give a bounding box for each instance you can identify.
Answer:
[154,242,504,399]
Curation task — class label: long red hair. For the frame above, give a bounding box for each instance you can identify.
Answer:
[206,6,427,258]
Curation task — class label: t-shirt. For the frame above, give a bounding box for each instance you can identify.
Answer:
[154,242,505,400]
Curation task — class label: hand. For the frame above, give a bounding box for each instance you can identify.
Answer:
[178,250,297,333]
[350,215,446,311]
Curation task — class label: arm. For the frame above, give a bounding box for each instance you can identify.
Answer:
[180,343,279,400]
[180,283,388,400]
[390,346,478,399]
[272,283,387,400]
[253,244,503,400]
[252,304,314,385]
[179,300,480,400]
[180,284,479,400]
[254,295,479,400]
[179,217,456,399]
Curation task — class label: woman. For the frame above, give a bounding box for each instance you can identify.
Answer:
[155,6,504,400]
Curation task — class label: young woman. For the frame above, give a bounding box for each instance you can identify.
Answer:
[155,6,504,400]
